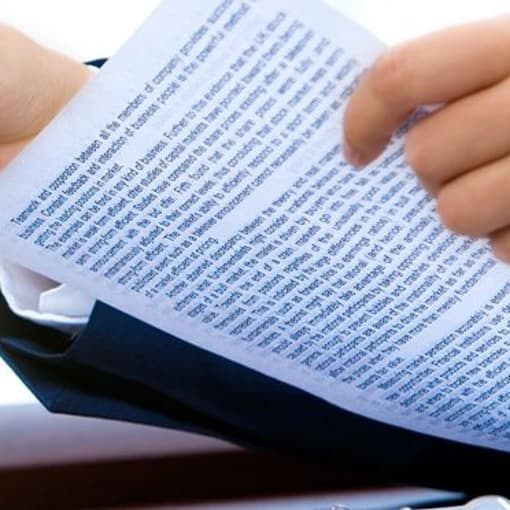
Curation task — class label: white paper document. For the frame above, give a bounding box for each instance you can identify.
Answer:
[2,0,510,451]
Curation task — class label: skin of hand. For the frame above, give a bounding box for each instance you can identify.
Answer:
[343,16,510,263]
[0,23,92,170]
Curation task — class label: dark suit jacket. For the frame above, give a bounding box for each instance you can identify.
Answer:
[0,298,508,495]
[0,59,508,496]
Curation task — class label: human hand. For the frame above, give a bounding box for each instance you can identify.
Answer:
[0,23,92,169]
[343,16,510,262]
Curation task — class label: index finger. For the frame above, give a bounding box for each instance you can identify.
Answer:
[343,16,510,167]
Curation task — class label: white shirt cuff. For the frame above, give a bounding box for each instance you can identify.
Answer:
[0,259,95,333]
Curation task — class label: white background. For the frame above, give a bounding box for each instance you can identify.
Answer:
[1,0,509,406]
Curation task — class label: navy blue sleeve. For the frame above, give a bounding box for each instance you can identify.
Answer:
[1,300,509,494]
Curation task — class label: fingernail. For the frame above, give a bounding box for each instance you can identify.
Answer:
[343,139,363,168]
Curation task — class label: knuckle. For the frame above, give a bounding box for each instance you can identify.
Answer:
[370,46,414,104]
[436,188,469,236]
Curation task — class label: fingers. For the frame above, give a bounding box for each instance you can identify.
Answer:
[0,140,26,170]
[0,23,92,144]
[343,16,510,166]
[436,153,510,238]
[491,227,510,264]
[405,76,510,194]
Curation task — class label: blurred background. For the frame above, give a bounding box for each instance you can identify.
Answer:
[0,0,509,406]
